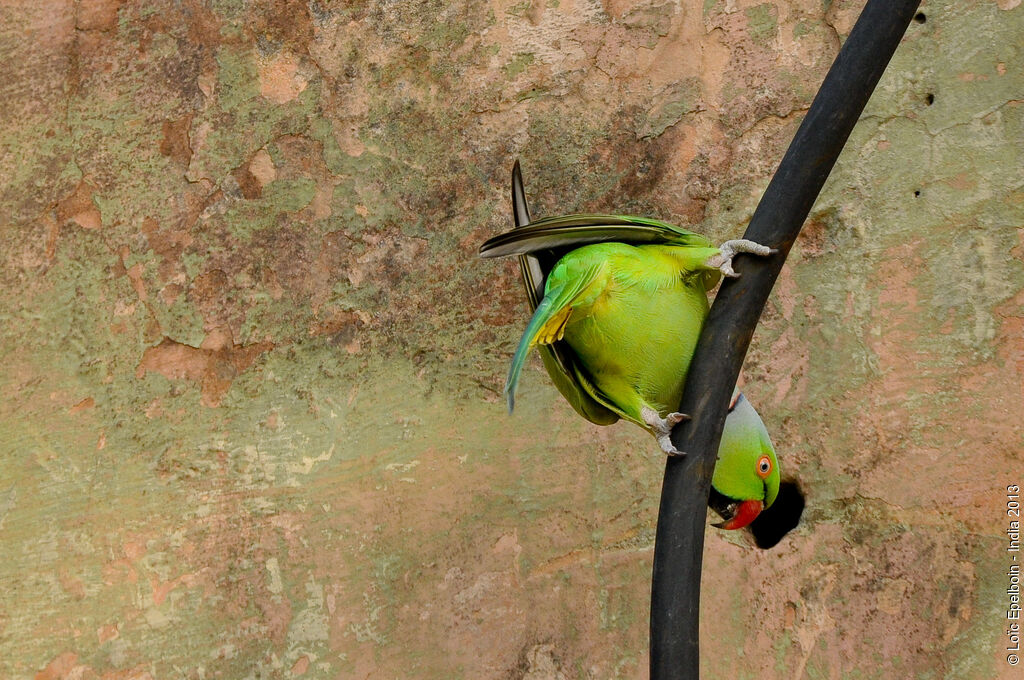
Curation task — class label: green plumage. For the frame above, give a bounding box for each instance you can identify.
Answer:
[481,202,781,520]
[716,392,780,509]
[504,238,720,426]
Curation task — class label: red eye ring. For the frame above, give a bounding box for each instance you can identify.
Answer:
[756,455,772,478]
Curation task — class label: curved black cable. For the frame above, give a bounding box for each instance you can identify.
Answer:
[649,1,923,677]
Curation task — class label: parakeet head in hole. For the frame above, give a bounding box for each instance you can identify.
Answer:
[707,392,781,531]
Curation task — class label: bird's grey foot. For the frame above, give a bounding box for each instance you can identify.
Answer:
[707,239,777,278]
[641,407,690,456]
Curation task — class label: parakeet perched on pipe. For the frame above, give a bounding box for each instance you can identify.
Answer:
[479,161,780,530]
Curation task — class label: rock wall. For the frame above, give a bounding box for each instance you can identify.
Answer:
[1,0,1021,678]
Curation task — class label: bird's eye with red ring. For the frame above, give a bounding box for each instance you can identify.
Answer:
[756,455,772,478]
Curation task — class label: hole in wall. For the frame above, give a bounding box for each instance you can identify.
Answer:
[914,189,921,197]
[914,12,926,23]
[926,93,935,106]
[748,480,805,550]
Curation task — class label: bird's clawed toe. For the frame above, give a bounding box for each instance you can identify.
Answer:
[708,239,777,278]
[642,407,689,457]
[664,411,689,427]
[657,434,686,457]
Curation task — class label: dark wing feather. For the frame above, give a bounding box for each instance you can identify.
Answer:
[511,160,548,309]
[480,213,712,259]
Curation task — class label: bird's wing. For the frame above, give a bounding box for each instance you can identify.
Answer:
[479,214,713,259]
[509,165,619,425]
[505,256,609,414]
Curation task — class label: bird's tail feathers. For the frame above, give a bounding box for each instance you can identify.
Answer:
[504,296,557,413]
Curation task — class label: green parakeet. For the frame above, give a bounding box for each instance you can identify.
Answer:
[478,162,780,530]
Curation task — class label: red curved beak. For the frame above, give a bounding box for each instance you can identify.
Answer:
[711,499,764,530]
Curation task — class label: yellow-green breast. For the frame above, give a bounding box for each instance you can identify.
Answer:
[555,242,714,424]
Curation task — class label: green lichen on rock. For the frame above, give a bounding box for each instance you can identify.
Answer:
[745,3,779,46]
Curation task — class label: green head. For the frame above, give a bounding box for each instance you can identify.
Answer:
[708,392,781,530]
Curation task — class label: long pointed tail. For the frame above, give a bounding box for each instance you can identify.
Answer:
[504,296,556,413]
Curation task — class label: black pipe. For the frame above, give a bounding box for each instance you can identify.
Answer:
[649,1,922,677]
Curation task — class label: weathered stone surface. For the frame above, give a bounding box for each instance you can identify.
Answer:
[0,1,1021,678]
